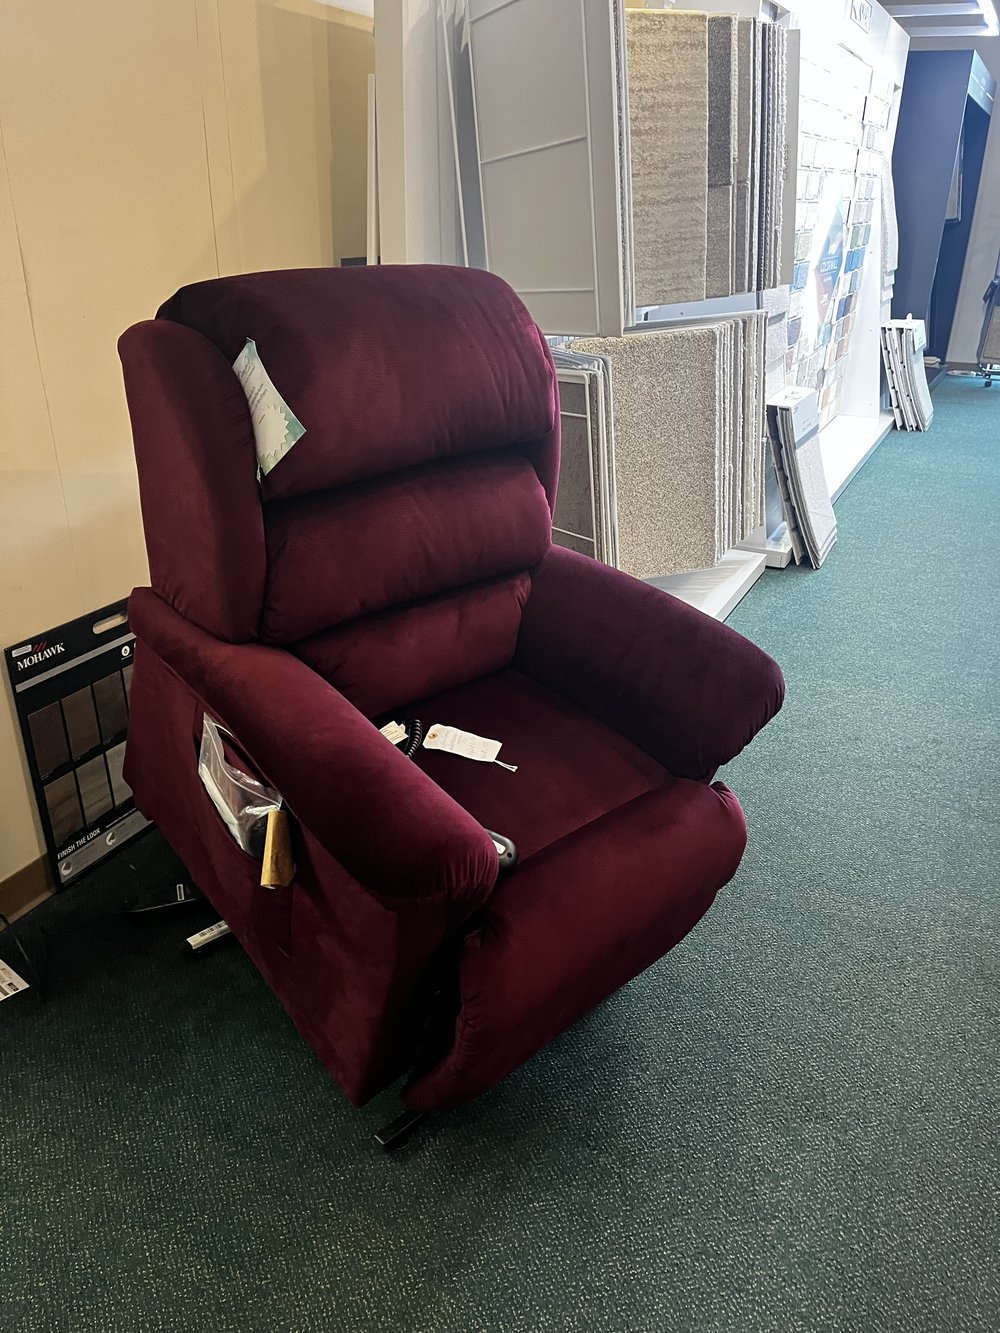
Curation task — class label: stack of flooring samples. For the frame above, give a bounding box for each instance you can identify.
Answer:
[553,314,767,580]
[766,386,837,568]
[881,319,935,431]
[624,9,788,308]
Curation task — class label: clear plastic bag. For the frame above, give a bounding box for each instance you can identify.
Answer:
[198,713,281,859]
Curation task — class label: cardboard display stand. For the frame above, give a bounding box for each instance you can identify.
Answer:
[4,600,150,890]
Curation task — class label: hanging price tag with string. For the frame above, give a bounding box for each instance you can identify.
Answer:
[423,724,518,772]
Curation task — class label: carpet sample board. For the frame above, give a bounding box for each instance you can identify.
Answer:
[570,327,722,577]
[625,10,709,307]
[766,386,837,567]
[560,315,767,579]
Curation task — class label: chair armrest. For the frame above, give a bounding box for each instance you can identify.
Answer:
[514,547,784,779]
[128,588,498,905]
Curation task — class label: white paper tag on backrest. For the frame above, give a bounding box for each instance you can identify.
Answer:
[423,724,502,764]
[0,958,29,1001]
[232,338,306,477]
[379,721,407,746]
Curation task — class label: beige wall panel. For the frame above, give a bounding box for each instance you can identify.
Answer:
[0,135,57,478]
[217,0,335,272]
[0,1,219,478]
[59,471,149,610]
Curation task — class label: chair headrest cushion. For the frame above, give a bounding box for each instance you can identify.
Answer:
[157,265,557,503]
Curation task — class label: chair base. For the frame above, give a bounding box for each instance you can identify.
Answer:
[373,1109,427,1152]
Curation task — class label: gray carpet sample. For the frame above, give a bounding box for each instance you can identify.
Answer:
[734,19,755,294]
[626,11,709,306]
[707,15,738,298]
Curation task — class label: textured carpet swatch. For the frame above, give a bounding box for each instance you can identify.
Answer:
[626,10,709,307]
[569,327,723,577]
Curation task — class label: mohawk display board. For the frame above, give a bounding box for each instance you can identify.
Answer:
[4,601,150,890]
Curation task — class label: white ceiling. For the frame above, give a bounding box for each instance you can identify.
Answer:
[881,0,999,39]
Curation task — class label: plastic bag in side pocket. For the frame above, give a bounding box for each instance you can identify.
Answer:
[198,712,281,858]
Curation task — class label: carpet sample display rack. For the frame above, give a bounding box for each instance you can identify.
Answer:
[437,0,797,339]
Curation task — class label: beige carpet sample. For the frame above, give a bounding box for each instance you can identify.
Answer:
[569,327,724,578]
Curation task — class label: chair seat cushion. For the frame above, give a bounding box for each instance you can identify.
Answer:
[406,669,670,861]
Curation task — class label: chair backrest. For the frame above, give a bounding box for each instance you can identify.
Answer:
[120,266,560,715]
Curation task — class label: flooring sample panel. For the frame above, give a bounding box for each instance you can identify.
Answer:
[63,686,100,759]
[626,11,709,306]
[787,36,877,426]
[569,327,723,579]
[707,188,735,298]
[27,701,70,779]
[44,772,84,846]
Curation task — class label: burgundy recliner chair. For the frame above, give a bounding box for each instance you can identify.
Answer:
[119,266,783,1143]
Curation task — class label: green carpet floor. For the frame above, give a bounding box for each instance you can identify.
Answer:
[2,379,998,1333]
